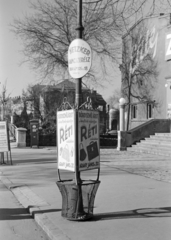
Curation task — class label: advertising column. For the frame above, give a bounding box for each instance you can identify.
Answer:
[57,110,76,172]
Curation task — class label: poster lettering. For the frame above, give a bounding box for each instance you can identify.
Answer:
[57,110,76,171]
[78,110,100,171]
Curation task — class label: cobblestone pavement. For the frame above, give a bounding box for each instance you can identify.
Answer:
[100,149,171,183]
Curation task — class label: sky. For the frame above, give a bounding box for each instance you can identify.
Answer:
[0,0,170,101]
[0,0,39,97]
[0,0,121,101]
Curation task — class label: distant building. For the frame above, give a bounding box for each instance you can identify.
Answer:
[31,79,107,133]
[121,13,171,129]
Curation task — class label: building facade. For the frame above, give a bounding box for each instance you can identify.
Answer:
[121,13,171,130]
[33,79,107,134]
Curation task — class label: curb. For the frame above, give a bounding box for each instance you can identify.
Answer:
[0,175,70,240]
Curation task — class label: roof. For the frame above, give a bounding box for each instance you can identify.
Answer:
[53,79,75,90]
[42,79,106,104]
[48,79,89,91]
[31,79,106,105]
[95,92,106,105]
[42,79,81,92]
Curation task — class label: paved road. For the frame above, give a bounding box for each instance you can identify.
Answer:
[100,149,171,183]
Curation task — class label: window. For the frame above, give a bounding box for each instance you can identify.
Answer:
[97,105,103,111]
[131,104,137,119]
[147,103,153,119]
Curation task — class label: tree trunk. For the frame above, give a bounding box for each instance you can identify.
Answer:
[126,87,131,131]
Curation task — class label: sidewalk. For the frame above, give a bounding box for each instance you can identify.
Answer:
[0,145,171,240]
[0,180,50,240]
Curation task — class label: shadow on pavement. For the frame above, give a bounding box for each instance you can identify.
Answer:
[92,207,171,221]
[0,208,32,220]
[12,158,56,165]
[27,206,61,216]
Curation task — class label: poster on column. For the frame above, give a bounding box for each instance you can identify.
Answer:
[57,110,76,171]
[0,121,9,152]
[78,110,100,171]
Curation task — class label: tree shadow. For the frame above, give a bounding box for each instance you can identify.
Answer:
[0,208,32,220]
[92,207,171,221]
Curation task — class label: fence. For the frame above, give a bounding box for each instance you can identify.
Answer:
[26,130,117,147]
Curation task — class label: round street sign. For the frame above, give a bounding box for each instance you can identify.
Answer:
[68,39,92,79]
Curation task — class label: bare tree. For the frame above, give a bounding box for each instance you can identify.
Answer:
[12,0,167,86]
[22,84,44,120]
[107,88,122,109]
[12,0,123,83]
[120,22,159,130]
[0,81,11,121]
[23,84,66,125]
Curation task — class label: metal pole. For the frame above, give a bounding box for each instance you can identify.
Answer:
[119,104,125,131]
[75,0,84,108]
[75,0,84,218]
[75,0,84,181]
[119,98,126,131]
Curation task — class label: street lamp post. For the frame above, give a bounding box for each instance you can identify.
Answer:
[119,98,126,131]
[117,98,127,151]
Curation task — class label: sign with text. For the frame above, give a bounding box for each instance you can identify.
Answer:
[57,110,76,171]
[0,121,9,152]
[78,110,100,171]
[68,39,92,78]
[165,33,171,61]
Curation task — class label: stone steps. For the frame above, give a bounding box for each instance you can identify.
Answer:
[127,133,171,157]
